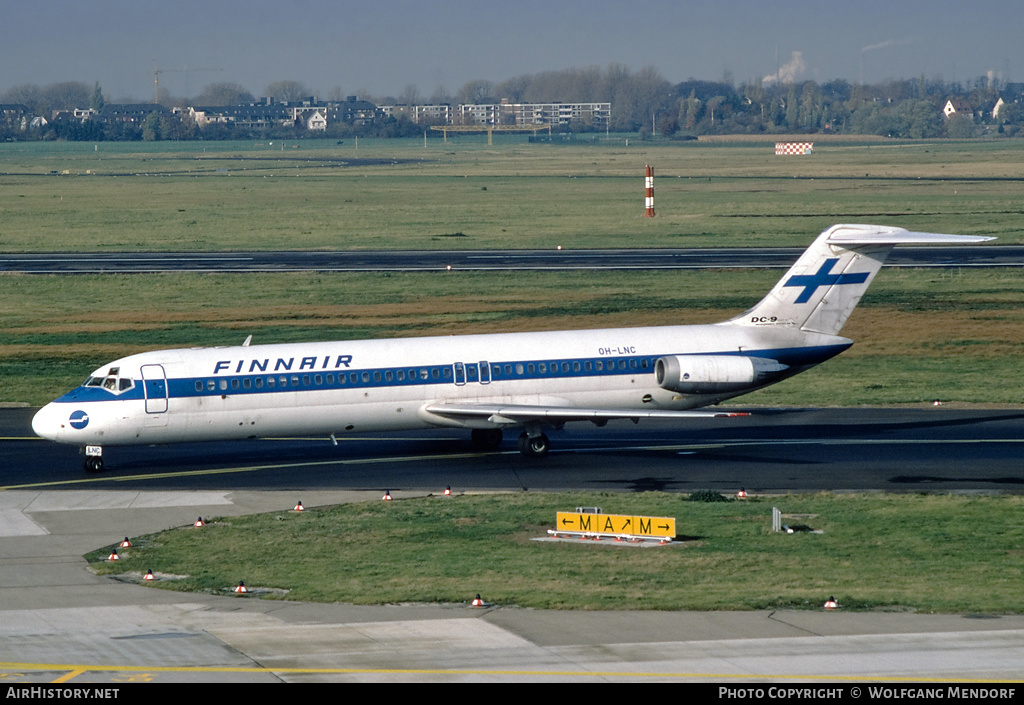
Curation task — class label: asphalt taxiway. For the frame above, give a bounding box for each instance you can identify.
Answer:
[2,245,1023,274]
[2,407,1024,683]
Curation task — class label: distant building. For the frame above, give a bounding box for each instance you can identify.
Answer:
[943,99,973,119]
[304,110,327,131]
[0,103,30,130]
[101,104,171,124]
[456,101,610,128]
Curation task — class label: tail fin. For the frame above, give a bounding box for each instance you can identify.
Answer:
[726,224,993,336]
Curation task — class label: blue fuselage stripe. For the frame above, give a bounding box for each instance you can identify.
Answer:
[55,344,849,404]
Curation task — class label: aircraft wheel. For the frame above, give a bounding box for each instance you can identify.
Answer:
[84,457,105,473]
[471,428,503,450]
[518,432,550,457]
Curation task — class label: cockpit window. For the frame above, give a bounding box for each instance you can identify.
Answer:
[83,372,134,395]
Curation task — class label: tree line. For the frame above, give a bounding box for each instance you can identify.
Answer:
[3,65,1023,141]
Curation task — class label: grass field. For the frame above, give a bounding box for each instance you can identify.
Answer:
[3,137,1024,406]
[85,491,1024,612]
[2,137,1022,251]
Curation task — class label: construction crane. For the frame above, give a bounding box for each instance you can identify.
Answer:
[153,66,222,104]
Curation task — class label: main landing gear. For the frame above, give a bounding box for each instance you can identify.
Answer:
[517,431,550,458]
[470,428,503,451]
[469,428,550,457]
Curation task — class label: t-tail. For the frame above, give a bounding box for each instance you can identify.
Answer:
[725,224,994,336]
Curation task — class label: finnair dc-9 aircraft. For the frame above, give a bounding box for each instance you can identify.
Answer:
[32,224,991,472]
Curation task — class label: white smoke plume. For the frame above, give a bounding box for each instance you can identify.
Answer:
[763,51,806,85]
[862,38,912,54]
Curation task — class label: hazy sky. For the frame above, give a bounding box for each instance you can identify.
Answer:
[3,0,1020,101]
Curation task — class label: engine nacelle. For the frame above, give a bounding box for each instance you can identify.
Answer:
[655,355,789,395]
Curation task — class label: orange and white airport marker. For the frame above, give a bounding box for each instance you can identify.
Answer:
[644,165,655,218]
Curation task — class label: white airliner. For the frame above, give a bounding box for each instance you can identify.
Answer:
[32,224,991,472]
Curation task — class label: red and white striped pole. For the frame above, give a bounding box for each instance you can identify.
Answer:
[644,165,655,217]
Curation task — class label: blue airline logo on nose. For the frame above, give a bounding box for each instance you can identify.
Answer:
[783,258,870,304]
[69,410,90,429]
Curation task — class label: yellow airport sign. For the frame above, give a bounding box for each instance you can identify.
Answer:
[555,511,675,538]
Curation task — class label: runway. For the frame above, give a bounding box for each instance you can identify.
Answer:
[2,407,1024,683]
[2,245,1023,273]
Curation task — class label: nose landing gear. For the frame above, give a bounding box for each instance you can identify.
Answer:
[84,446,104,473]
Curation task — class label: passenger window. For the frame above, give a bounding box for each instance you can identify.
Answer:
[195,381,203,392]
[208,380,216,391]
[243,378,251,389]
[231,379,240,390]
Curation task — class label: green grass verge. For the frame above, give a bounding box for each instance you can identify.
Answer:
[85,491,1024,612]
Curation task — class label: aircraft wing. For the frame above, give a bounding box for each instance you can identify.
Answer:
[423,401,749,425]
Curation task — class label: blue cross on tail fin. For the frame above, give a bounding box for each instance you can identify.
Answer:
[726,224,993,336]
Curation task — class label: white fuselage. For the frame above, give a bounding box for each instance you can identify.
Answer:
[30,322,848,448]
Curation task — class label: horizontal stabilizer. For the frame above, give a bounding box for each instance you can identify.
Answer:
[824,224,995,245]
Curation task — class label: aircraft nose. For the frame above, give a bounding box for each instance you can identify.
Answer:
[31,404,64,441]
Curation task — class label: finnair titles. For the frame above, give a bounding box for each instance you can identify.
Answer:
[32,224,992,472]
